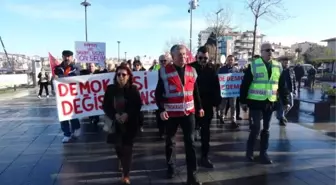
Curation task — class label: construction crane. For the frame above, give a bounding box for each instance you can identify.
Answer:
[0,36,12,71]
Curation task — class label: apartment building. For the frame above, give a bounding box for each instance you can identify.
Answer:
[0,52,31,71]
[270,43,292,59]
[233,31,264,59]
[321,37,336,53]
[198,27,234,47]
[290,41,318,54]
[198,28,265,59]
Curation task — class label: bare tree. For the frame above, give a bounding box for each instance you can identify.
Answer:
[206,6,233,39]
[247,0,289,57]
[163,37,188,53]
[205,6,235,63]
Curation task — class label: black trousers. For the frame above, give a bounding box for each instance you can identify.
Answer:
[236,97,241,117]
[139,112,144,127]
[156,110,165,136]
[38,82,49,96]
[50,79,54,91]
[196,105,213,158]
[296,78,302,91]
[165,114,197,179]
[247,107,273,155]
[115,144,133,177]
[89,116,100,124]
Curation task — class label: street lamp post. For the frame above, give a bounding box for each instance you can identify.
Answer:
[124,52,127,60]
[215,8,223,63]
[188,0,199,51]
[80,0,91,42]
[117,41,121,62]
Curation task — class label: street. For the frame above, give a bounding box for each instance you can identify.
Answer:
[0,93,334,185]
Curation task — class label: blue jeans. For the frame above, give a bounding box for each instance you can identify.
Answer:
[277,93,294,119]
[60,119,81,137]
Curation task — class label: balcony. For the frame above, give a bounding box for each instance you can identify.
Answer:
[240,39,253,43]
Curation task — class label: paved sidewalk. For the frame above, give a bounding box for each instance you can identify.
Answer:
[0,95,335,185]
[0,88,37,101]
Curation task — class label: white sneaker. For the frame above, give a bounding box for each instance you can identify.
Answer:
[38,95,41,99]
[46,95,50,98]
[72,129,81,138]
[62,136,71,143]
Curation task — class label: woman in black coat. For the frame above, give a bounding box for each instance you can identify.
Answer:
[103,64,142,185]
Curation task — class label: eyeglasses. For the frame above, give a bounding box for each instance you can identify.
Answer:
[117,73,127,77]
[198,57,208,60]
[160,60,167,63]
[263,49,275,52]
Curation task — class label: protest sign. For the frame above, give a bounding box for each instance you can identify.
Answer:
[54,71,158,121]
[75,41,106,66]
[218,73,244,98]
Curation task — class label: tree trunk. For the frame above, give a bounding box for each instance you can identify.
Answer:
[251,16,258,58]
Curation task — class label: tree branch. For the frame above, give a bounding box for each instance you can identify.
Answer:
[205,6,235,37]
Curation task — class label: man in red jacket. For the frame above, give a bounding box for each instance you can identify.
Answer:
[155,44,204,185]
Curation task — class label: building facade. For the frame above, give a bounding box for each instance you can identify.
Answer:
[0,52,32,71]
[290,41,318,55]
[198,28,265,59]
[321,37,336,53]
[269,43,292,59]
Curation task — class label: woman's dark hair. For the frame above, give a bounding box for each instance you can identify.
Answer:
[133,60,142,66]
[113,64,134,86]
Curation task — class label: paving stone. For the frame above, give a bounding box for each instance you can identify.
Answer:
[0,94,334,185]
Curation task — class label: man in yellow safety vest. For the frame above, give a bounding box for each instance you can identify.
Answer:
[239,43,290,164]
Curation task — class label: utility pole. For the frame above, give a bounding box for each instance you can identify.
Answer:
[124,52,127,61]
[215,8,223,64]
[117,41,121,62]
[188,0,199,51]
[80,0,91,42]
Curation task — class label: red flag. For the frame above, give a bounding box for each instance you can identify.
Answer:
[186,47,195,64]
[48,52,60,76]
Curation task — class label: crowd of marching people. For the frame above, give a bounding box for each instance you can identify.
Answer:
[37,42,298,185]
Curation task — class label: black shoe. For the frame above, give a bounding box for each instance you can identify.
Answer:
[259,153,273,164]
[279,119,286,126]
[186,178,202,185]
[245,155,254,162]
[167,167,175,179]
[236,117,243,120]
[230,121,239,129]
[220,117,225,124]
[200,158,214,168]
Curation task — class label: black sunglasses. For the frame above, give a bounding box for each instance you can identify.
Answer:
[263,49,275,52]
[117,73,127,77]
[198,57,208,60]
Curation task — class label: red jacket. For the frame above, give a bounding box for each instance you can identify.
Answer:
[160,64,197,117]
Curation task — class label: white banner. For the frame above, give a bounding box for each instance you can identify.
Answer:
[54,71,158,121]
[75,41,106,66]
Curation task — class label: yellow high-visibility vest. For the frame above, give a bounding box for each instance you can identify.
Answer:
[247,58,282,102]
